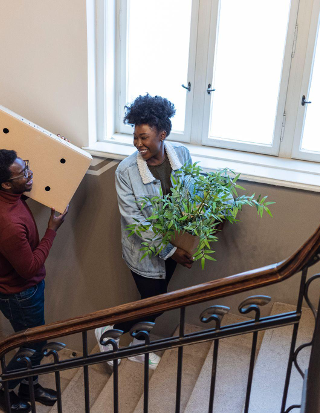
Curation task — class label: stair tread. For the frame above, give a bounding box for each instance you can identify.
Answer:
[91,332,164,413]
[249,302,314,413]
[184,312,256,413]
[91,358,156,413]
[49,360,110,413]
[133,323,213,413]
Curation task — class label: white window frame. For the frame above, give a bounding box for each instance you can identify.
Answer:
[116,0,200,143]
[200,0,300,157]
[85,0,320,193]
[291,0,320,162]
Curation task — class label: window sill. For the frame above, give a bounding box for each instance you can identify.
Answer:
[83,136,320,193]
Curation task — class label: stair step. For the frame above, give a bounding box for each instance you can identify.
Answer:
[133,324,213,413]
[49,363,110,413]
[49,344,110,413]
[91,358,156,413]
[184,313,258,413]
[249,302,314,413]
[91,332,164,413]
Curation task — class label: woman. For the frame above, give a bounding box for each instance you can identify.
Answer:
[96,94,193,368]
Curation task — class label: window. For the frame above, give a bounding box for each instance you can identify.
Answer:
[90,0,320,166]
[202,0,292,155]
[291,0,320,161]
[118,0,198,142]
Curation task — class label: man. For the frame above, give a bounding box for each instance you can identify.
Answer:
[0,149,68,413]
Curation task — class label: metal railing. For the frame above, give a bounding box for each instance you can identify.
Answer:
[1,225,320,413]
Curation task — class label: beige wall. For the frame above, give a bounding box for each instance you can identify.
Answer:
[0,0,88,148]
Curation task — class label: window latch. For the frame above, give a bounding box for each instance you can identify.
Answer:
[181,82,191,92]
[301,95,312,106]
[207,84,216,95]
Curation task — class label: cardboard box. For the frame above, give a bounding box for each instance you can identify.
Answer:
[0,105,92,213]
[171,231,200,255]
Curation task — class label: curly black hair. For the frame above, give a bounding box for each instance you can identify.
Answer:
[123,94,176,137]
[0,149,17,187]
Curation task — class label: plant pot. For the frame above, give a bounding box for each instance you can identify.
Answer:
[171,231,200,256]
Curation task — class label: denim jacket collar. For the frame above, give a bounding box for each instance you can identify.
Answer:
[136,141,183,184]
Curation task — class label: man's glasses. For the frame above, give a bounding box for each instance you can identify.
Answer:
[9,160,30,181]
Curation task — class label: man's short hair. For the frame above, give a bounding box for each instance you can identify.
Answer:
[0,149,17,186]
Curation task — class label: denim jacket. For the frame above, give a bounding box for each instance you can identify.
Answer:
[115,141,192,279]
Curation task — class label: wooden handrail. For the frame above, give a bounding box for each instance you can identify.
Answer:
[0,225,320,358]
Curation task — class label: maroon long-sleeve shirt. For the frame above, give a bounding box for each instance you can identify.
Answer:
[0,191,56,294]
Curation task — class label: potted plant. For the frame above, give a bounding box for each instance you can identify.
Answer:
[127,163,274,269]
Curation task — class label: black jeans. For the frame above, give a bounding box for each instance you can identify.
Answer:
[0,280,46,389]
[114,258,177,334]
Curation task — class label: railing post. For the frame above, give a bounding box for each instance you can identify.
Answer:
[175,306,185,413]
[1,357,11,413]
[281,267,308,413]
[98,328,123,413]
[199,305,230,413]
[42,342,66,413]
[209,336,219,413]
[82,331,90,413]
[238,295,271,413]
[130,322,154,414]
[15,351,36,413]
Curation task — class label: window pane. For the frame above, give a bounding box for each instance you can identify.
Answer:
[209,0,291,145]
[300,20,320,153]
[126,0,192,133]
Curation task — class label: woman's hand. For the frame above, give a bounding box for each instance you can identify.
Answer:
[171,247,194,269]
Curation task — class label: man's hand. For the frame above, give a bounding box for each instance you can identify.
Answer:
[57,134,70,143]
[171,247,194,269]
[48,206,69,232]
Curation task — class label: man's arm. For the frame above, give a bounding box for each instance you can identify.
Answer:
[0,207,68,279]
[0,224,56,279]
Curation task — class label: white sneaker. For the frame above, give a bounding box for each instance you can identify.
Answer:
[95,325,121,366]
[128,341,160,369]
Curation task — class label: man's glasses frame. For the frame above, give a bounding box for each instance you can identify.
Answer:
[8,160,30,181]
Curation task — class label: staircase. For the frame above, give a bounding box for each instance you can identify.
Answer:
[19,302,312,413]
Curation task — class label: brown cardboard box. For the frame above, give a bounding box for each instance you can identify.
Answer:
[171,231,200,255]
[0,105,92,213]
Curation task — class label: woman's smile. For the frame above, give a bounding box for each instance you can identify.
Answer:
[138,148,148,155]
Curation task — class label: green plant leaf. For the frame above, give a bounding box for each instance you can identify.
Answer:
[201,257,205,270]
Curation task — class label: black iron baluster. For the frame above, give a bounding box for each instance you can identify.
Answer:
[292,273,320,379]
[130,322,155,413]
[42,342,66,413]
[82,331,90,413]
[99,329,123,413]
[200,305,230,413]
[281,267,308,413]
[16,349,36,413]
[175,307,185,413]
[1,356,11,413]
[238,295,271,413]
